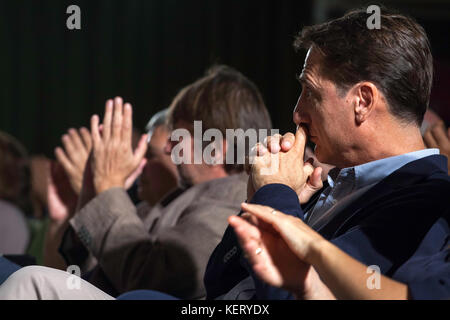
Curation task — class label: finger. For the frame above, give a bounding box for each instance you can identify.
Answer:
[280,132,296,152]
[229,215,263,245]
[241,212,260,227]
[61,134,76,159]
[431,121,450,147]
[233,223,265,268]
[112,97,123,141]
[122,103,133,144]
[265,134,282,154]
[303,161,314,179]
[423,129,438,148]
[293,126,307,157]
[251,142,268,157]
[91,115,101,147]
[299,167,323,204]
[241,203,286,228]
[235,228,275,279]
[79,127,92,152]
[125,158,147,190]
[135,158,147,176]
[308,166,323,190]
[249,143,268,168]
[133,134,148,166]
[102,99,114,140]
[242,239,269,267]
[54,147,74,174]
[68,128,84,152]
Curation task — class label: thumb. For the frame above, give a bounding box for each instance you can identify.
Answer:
[125,158,147,190]
[133,134,148,165]
[308,167,323,190]
[298,167,323,205]
[303,160,314,179]
[294,126,307,157]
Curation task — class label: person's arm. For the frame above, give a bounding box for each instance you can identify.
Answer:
[71,186,239,298]
[43,128,91,270]
[311,239,408,300]
[230,203,409,300]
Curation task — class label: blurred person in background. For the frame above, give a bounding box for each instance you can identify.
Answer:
[43,110,178,270]
[0,131,31,255]
[57,65,271,299]
[136,109,178,218]
[0,65,273,300]
[422,110,450,174]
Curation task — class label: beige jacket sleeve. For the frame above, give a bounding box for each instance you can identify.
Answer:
[68,187,238,299]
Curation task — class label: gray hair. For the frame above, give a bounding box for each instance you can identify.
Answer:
[146,108,169,142]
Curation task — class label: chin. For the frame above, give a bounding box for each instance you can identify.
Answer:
[314,146,329,164]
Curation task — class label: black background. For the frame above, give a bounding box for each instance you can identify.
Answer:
[1,0,449,156]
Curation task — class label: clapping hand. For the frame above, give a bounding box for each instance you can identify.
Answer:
[89,97,148,194]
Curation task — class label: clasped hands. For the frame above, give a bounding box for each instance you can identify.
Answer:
[247,127,323,204]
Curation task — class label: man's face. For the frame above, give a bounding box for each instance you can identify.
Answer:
[165,120,222,188]
[138,125,178,205]
[293,47,355,167]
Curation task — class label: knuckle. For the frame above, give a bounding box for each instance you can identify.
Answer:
[283,132,295,141]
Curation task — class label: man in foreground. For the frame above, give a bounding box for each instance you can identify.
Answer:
[204,8,450,300]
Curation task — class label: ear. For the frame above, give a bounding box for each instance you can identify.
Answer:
[207,138,228,167]
[218,138,228,165]
[353,82,379,125]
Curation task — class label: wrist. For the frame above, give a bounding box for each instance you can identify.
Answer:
[306,236,329,266]
[95,179,125,194]
[48,218,70,236]
[297,267,336,300]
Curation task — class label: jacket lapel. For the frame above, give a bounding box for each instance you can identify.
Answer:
[317,155,448,239]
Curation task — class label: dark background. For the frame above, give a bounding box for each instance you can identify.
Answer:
[1,0,449,156]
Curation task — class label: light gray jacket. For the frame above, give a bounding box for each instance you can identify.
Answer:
[60,173,247,299]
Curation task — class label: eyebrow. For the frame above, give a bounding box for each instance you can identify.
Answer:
[297,73,315,90]
[296,72,305,83]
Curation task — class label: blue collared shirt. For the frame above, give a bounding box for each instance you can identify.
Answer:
[305,149,440,230]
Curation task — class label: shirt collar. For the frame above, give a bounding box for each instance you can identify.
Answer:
[327,149,440,190]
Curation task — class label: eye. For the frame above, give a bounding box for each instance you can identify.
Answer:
[302,85,312,99]
[146,150,156,159]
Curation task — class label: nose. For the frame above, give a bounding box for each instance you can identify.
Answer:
[293,95,307,126]
[164,137,173,155]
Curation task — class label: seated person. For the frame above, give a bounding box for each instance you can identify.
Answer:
[3,8,448,302]
[43,109,179,269]
[229,203,449,300]
[0,257,21,286]
[0,200,29,255]
[52,65,272,299]
[202,8,450,300]
[423,118,450,174]
[0,131,31,255]
[2,202,448,300]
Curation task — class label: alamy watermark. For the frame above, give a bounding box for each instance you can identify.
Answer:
[66,5,81,30]
[366,265,381,290]
[66,265,81,290]
[170,121,280,175]
[367,5,381,30]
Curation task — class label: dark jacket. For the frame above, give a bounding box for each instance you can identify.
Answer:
[204,155,450,300]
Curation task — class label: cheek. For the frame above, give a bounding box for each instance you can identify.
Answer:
[316,100,348,137]
[144,160,173,184]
